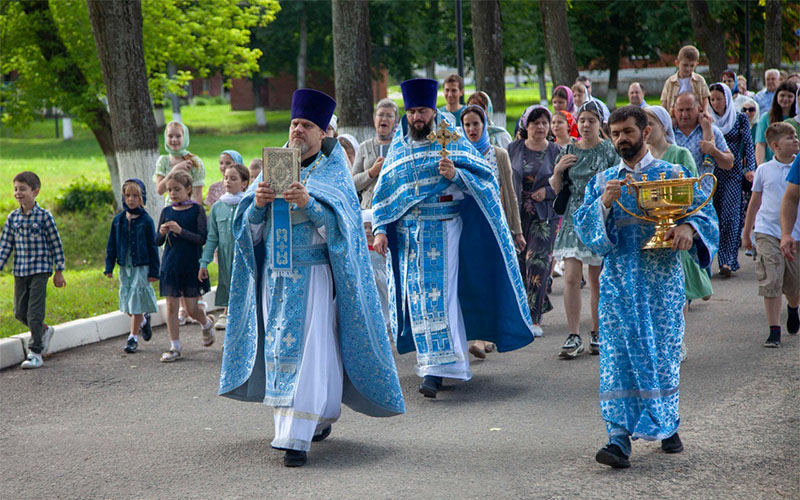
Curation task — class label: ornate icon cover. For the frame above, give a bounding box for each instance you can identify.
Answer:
[263,147,300,198]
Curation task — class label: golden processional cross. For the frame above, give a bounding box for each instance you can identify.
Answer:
[427,121,461,157]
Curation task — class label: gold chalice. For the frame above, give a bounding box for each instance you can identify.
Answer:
[615,171,716,250]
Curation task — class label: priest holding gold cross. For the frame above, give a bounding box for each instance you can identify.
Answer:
[372,78,535,398]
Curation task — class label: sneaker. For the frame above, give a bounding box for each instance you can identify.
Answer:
[552,260,564,277]
[202,314,216,347]
[178,310,188,326]
[41,325,55,354]
[559,334,584,359]
[20,352,43,369]
[160,349,182,362]
[595,444,630,469]
[589,331,599,355]
[532,325,544,338]
[764,330,781,348]
[744,248,754,257]
[140,313,152,341]
[214,314,227,331]
[661,432,684,453]
[719,266,731,278]
[312,424,332,442]
[124,336,138,353]
[787,308,799,335]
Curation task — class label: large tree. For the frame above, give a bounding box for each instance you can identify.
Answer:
[471,0,506,125]
[86,0,161,216]
[686,0,727,83]
[538,0,578,87]
[763,0,783,71]
[331,0,374,141]
[2,0,277,207]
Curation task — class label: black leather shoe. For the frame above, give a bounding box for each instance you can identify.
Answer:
[419,376,442,398]
[312,424,332,442]
[595,444,631,468]
[661,432,684,453]
[283,450,307,467]
[124,336,138,353]
[140,313,152,342]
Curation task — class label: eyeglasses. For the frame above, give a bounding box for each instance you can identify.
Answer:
[376,113,395,120]
[742,107,756,112]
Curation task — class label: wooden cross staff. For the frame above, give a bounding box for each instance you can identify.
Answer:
[427,121,461,157]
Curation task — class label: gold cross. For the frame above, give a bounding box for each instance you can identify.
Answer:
[427,121,460,157]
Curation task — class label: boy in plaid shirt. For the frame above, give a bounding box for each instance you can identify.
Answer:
[0,172,66,369]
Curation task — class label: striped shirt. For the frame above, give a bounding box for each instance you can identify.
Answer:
[0,202,65,276]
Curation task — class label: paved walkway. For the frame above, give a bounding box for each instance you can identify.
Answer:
[1,251,797,499]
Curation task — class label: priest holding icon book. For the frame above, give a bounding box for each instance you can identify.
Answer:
[219,89,405,468]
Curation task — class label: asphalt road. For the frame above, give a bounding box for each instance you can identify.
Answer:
[1,251,798,500]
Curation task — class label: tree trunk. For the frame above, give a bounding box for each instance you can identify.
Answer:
[537,61,549,106]
[763,0,783,70]
[297,1,307,89]
[686,0,728,83]
[538,0,578,88]
[471,0,506,126]
[87,0,161,217]
[426,60,436,80]
[253,76,267,128]
[21,0,123,210]
[331,0,374,142]
[606,51,620,111]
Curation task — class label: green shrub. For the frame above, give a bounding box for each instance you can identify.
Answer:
[192,95,228,106]
[55,176,114,213]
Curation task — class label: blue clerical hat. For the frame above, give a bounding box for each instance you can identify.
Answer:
[401,78,438,110]
[291,89,337,131]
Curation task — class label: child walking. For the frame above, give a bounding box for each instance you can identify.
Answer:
[205,150,243,207]
[153,121,208,323]
[742,122,800,347]
[199,163,249,330]
[104,179,160,353]
[155,170,215,362]
[0,172,66,369]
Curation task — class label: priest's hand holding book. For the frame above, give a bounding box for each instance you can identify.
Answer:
[254,182,276,208]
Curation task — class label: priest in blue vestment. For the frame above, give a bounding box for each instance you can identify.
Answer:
[219,89,405,467]
[573,106,719,468]
[372,78,534,398]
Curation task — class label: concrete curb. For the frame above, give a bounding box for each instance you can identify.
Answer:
[0,289,218,370]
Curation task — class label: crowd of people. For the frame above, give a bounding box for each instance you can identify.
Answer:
[2,43,799,469]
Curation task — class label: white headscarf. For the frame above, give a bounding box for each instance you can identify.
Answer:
[709,83,738,135]
[338,133,360,155]
[740,96,760,127]
[646,105,675,144]
[328,114,338,133]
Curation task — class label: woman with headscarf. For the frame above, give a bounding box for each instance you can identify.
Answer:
[645,106,713,320]
[708,82,756,276]
[722,70,750,113]
[467,91,513,148]
[508,106,561,338]
[549,101,619,358]
[460,105,525,358]
[756,81,798,164]
[551,110,577,148]
[205,149,243,206]
[552,86,579,138]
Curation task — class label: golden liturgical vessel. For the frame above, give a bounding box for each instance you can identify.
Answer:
[615,171,717,250]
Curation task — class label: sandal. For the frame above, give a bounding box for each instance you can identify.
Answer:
[484,342,496,353]
[202,314,216,347]
[160,349,182,363]
[469,343,486,359]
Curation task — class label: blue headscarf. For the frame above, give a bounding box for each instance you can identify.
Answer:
[221,150,243,165]
[460,105,491,155]
[122,178,147,215]
[722,70,739,95]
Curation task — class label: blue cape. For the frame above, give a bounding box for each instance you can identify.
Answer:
[372,114,535,354]
[220,140,405,417]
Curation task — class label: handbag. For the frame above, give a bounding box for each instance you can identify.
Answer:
[553,144,573,215]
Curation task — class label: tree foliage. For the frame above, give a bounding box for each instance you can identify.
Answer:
[0,0,280,129]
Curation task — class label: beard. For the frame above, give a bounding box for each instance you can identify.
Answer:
[288,138,310,155]
[616,135,646,161]
[409,119,433,141]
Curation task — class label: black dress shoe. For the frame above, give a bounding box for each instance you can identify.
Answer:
[419,376,442,398]
[283,449,307,467]
[595,444,631,468]
[661,432,684,453]
[140,313,152,342]
[312,424,332,442]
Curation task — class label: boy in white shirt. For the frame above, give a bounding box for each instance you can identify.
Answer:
[742,122,800,347]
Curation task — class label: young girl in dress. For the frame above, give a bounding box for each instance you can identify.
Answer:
[153,121,208,324]
[205,150,243,207]
[199,163,249,330]
[156,170,214,362]
[104,179,160,354]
